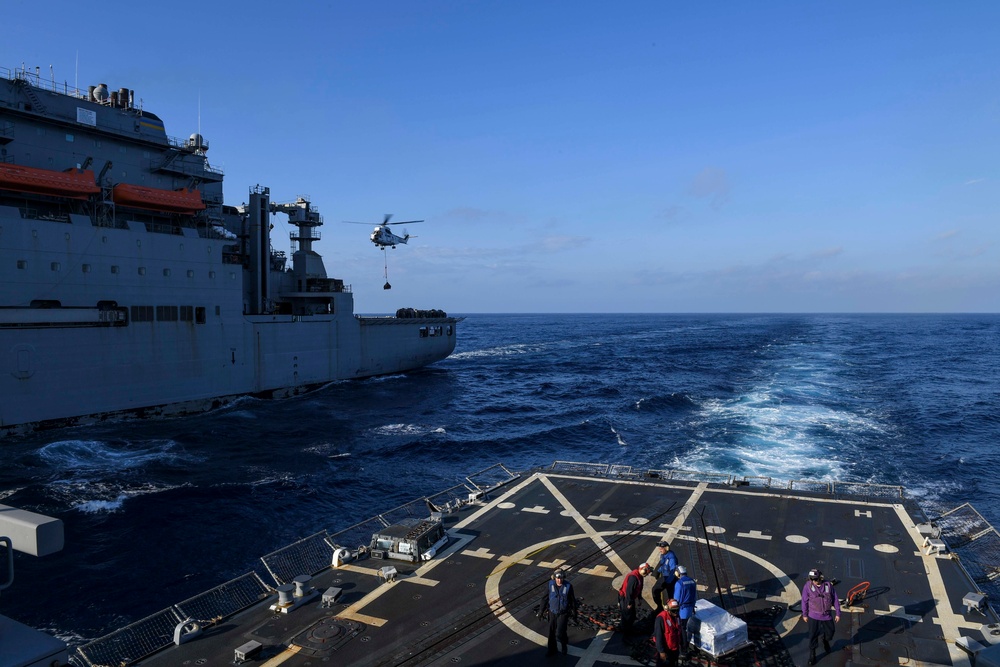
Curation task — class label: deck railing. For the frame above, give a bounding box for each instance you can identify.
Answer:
[69,464,519,667]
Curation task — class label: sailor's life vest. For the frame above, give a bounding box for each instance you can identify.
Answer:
[619,569,644,599]
[548,581,572,614]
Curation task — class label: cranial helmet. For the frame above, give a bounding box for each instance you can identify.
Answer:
[809,569,823,580]
[676,565,687,575]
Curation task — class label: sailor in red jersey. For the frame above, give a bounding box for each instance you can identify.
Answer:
[618,562,650,635]
[654,598,682,666]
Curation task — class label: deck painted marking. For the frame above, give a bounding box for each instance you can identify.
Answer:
[650,483,708,552]
[737,530,772,540]
[461,547,495,559]
[629,517,650,525]
[483,475,806,665]
[539,476,630,574]
[577,564,616,578]
[855,509,872,518]
[484,527,800,665]
[706,525,726,534]
[336,531,477,628]
[874,544,899,553]
[786,534,810,544]
[891,502,972,667]
[644,483,709,607]
[588,513,618,523]
[660,523,691,532]
[498,555,534,566]
[261,646,300,666]
[537,558,568,570]
[402,576,440,587]
[822,538,860,550]
[874,604,923,624]
[498,502,516,509]
[523,505,550,514]
[576,629,642,667]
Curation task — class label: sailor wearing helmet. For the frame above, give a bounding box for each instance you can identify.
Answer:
[801,568,840,665]
[539,569,577,656]
[653,598,682,666]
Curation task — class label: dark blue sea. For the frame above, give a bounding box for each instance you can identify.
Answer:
[1,313,998,646]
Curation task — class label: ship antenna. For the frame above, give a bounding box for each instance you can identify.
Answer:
[75,51,78,93]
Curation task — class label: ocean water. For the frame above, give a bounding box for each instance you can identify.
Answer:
[0,313,997,646]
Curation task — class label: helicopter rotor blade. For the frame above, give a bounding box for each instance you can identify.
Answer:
[383,213,393,224]
[386,219,423,226]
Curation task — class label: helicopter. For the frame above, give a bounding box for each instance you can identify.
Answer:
[342,214,425,289]
[343,214,423,249]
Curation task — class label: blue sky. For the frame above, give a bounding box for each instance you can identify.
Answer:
[7,2,999,312]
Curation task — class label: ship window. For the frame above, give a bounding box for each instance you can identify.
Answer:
[187,270,194,278]
[229,272,236,280]
[447,325,453,336]
[180,306,193,321]
[195,307,206,324]
[16,260,26,269]
[215,306,220,316]
[94,140,101,148]
[82,264,91,273]
[111,265,119,274]
[209,271,216,279]
[51,262,61,271]
[156,305,178,321]
[130,305,154,322]
[163,268,171,277]
[66,133,74,142]
[419,327,428,338]
[102,236,108,243]
[138,266,146,276]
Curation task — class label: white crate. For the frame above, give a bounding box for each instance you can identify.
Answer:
[691,599,749,657]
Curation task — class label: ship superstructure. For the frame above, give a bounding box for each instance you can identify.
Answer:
[0,65,459,433]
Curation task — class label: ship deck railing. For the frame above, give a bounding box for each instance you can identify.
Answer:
[2,65,90,100]
[934,502,1000,613]
[69,463,519,667]
[548,460,905,499]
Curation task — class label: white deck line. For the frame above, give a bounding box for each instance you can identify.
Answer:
[890,502,973,667]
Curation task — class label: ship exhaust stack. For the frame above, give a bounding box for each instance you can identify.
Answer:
[247,186,271,315]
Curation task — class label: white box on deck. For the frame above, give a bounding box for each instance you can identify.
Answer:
[692,598,749,657]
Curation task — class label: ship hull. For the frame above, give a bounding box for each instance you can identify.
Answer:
[0,209,457,433]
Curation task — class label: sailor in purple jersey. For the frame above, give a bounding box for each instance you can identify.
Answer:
[801,568,841,665]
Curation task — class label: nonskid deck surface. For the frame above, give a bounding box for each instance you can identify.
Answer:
[122,468,1000,666]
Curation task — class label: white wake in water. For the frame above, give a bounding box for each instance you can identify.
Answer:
[680,342,885,482]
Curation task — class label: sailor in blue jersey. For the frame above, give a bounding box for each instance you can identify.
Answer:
[539,569,577,656]
[672,565,697,655]
[651,541,677,613]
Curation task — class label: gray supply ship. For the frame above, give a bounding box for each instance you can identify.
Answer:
[0,65,458,434]
[3,461,1000,667]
